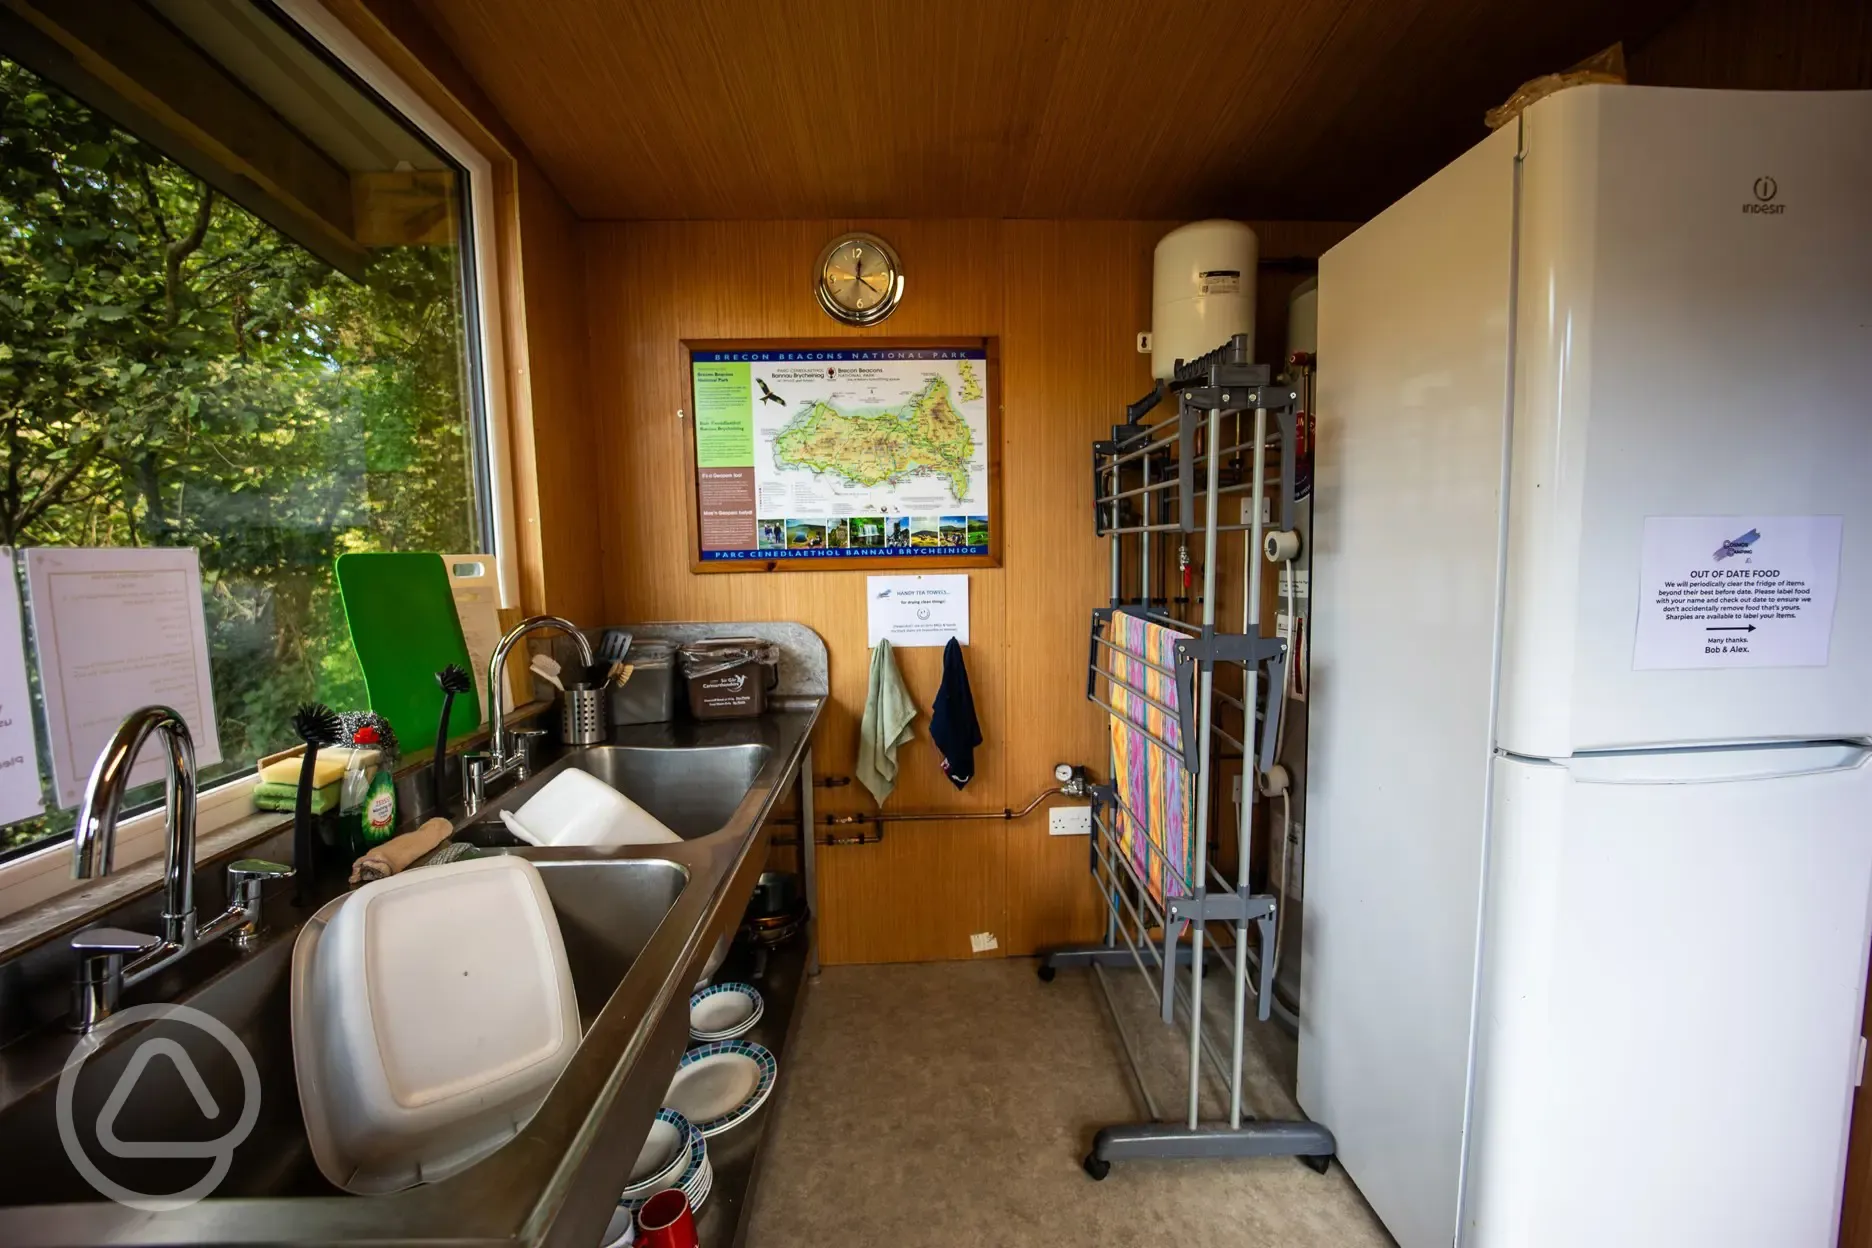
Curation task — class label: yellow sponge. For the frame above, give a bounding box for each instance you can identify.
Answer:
[256,746,378,788]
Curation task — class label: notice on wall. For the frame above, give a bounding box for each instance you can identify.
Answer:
[25,547,222,807]
[1632,516,1843,670]
[867,575,970,648]
[0,550,43,824]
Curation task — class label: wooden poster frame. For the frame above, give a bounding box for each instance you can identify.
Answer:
[681,337,1003,574]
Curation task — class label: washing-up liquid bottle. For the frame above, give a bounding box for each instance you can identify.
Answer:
[351,724,398,849]
[338,747,372,859]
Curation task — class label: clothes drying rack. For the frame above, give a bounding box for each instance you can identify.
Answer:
[1039,333,1336,1179]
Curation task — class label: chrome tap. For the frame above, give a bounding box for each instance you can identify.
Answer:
[462,615,594,815]
[68,706,291,1032]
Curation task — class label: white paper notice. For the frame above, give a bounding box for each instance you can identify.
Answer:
[0,551,44,824]
[1633,516,1843,670]
[867,574,970,648]
[25,548,223,806]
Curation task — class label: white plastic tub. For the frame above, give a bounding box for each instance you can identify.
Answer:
[503,767,679,848]
[291,855,580,1193]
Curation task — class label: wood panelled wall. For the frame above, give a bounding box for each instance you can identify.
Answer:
[583,219,1350,964]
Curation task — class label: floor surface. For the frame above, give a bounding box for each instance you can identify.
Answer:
[745,958,1393,1248]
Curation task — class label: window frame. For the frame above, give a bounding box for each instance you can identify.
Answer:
[0,0,520,918]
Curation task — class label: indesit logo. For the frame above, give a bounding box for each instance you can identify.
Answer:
[56,1002,261,1211]
[1743,176,1785,215]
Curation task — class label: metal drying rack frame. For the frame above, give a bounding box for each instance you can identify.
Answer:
[1039,333,1336,1178]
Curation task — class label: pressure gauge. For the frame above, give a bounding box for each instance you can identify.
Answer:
[1054,763,1075,783]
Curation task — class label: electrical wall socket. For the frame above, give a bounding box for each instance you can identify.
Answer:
[1049,805,1091,836]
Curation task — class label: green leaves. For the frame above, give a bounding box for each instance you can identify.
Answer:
[0,54,477,850]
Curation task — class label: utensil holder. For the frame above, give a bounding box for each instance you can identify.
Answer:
[560,686,606,746]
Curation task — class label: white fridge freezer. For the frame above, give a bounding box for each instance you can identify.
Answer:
[1467,745,1872,1248]
[1299,84,1872,1248]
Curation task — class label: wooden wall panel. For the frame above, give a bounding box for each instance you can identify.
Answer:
[509,165,604,622]
[816,822,1008,966]
[1627,0,1872,89]
[585,218,1351,964]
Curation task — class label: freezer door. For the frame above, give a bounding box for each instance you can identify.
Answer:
[1497,86,1872,755]
[1463,744,1872,1248]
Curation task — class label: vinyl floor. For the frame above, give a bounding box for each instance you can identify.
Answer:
[744,957,1394,1248]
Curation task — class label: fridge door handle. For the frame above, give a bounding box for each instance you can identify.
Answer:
[1555,742,1870,786]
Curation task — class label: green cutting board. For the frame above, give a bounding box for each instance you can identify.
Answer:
[335,552,481,751]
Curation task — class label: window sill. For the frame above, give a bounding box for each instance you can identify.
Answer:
[0,699,554,943]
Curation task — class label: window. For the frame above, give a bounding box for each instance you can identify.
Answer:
[0,4,492,864]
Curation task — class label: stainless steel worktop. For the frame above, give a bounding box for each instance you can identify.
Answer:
[0,705,821,1248]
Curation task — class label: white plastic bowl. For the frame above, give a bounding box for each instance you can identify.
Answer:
[291,855,580,1193]
[508,768,680,848]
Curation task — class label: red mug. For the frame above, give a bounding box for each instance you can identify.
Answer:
[636,1189,698,1248]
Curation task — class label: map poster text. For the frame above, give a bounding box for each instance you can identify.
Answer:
[693,361,754,467]
[697,468,757,551]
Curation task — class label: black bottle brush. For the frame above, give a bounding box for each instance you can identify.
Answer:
[433,664,473,814]
[291,702,343,904]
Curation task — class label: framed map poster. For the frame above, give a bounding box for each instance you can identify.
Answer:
[682,339,1001,572]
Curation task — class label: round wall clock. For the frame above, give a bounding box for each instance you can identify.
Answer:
[815,233,904,325]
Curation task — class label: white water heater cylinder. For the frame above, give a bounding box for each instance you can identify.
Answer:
[1151,220,1258,379]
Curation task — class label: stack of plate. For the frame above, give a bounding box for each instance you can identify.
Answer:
[689,982,763,1041]
[619,1109,711,1218]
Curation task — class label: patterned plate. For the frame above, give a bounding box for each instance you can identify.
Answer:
[665,1040,777,1138]
[621,1116,704,1213]
[689,982,764,1041]
[622,1108,692,1198]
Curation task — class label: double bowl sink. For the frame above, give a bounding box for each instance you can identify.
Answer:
[0,712,815,1247]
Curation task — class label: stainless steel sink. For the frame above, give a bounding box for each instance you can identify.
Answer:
[0,858,688,1209]
[454,742,772,847]
[0,708,819,1248]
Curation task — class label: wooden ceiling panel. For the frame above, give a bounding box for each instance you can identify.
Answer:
[410,0,1692,220]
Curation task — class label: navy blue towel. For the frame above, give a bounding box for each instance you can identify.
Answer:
[930,637,982,789]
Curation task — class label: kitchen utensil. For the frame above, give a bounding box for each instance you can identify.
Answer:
[508,768,680,847]
[291,856,579,1194]
[663,1040,777,1137]
[689,983,763,1041]
[529,654,565,692]
[562,685,606,746]
[748,870,804,922]
[599,628,633,663]
[290,703,342,904]
[336,552,480,751]
[635,1190,697,1248]
[432,663,473,810]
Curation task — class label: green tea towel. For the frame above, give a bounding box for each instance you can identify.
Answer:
[856,640,916,805]
[255,779,341,815]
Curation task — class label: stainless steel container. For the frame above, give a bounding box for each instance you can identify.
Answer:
[560,686,606,746]
[609,640,677,725]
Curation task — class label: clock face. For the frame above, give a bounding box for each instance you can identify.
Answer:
[816,234,902,325]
